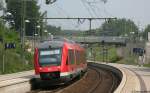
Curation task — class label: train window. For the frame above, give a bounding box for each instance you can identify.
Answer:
[75,51,78,64]
[68,50,75,65]
[80,52,85,63]
[66,56,69,65]
[80,52,83,63]
[39,48,62,67]
[82,52,86,63]
[76,51,80,65]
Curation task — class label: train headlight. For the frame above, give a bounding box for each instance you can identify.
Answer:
[39,68,42,70]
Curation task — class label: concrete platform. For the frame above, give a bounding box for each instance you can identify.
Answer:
[107,63,150,93]
[0,70,35,93]
[0,70,34,81]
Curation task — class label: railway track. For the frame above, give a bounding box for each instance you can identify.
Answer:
[87,64,119,93]
[28,75,81,93]
[27,63,120,93]
[87,66,103,93]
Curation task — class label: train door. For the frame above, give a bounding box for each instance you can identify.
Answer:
[68,49,76,78]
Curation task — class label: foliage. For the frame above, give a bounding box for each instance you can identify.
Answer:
[108,47,121,63]
[6,0,41,36]
[98,18,139,36]
[0,49,33,74]
[142,24,150,41]
[0,21,33,74]
[46,25,85,36]
[117,55,138,65]
[46,25,61,35]
[0,0,4,10]
[86,45,120,62]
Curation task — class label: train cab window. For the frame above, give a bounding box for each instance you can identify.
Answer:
[68,50,75,65]
[39,48,62,67]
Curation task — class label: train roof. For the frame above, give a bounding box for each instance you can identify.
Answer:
[38,41,64,49]
[37,37,80,49]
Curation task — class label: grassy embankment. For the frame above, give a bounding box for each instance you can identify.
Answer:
[86,45,120,63]
[86,44,145,66]
[0,23,33,74]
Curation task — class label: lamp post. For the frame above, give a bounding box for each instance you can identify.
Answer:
[37,25,40,43]
[48,32,53,40]
[48,32,51,39]
[25,19,30,23]
[20,0,26,64]
[2,8,6,73]
[34,33,38,47]
[44,30,48,40]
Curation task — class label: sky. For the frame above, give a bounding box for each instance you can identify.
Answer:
[39,0,150,30]
[1,0,149,30]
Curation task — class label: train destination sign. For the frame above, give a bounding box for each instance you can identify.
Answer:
[40,49,60,55]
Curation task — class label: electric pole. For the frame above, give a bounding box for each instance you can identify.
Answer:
[21,0,26,63]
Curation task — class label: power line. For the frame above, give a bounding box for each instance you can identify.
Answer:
[103,6,114,17]
[87,2,100,18]
[81,0,94,18]
[54,4,78,29]
[83,0,102,28]
[50,4,67,27]
[27,17,116,20]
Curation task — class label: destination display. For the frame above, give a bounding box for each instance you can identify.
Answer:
[40,49,60,56]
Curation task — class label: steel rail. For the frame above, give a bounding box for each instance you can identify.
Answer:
[87,66,103,93]
[108,72,119,93]
[88,64,119,93]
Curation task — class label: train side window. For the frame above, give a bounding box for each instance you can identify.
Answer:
[79,51,81,64]
[66,56,69,65]
[69,50,75,65]
[84,52,86,63]
[75,51,78,65]
[78,51,81,64]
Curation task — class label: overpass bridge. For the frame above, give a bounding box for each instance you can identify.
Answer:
[25,36,127,50]
[67,36,127,46]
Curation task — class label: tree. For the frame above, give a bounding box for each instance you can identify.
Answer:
[6,0,41,36]
[0,0,4,10]
[46,25,61,35]
[99,18,139,37]
[143,24,150,41]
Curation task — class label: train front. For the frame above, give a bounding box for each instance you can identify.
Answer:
[34,41,64,82]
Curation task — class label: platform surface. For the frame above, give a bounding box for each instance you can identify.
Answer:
[108,63,150,93]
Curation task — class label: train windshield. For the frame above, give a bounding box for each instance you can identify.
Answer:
[39,48,62,67]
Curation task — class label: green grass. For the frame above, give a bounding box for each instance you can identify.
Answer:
[117,56,138,65]
[86,45,148,67]
[0,43,33,74]
[143,64,150,67]
[116,47,139,65]
[86,45,120,63]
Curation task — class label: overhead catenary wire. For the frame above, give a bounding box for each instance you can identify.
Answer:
[43,3,75,29]
[104,8,114,18]
[84,0,115,29]
[81,0,94,18]
[54,3,80,29]
[82,0,101,29]
[38,0,114,30]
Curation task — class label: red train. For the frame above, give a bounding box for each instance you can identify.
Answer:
[34,38,87,82]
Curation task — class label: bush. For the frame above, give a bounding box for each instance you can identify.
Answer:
[0,23,33,74]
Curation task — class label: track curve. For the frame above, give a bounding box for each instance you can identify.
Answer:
[86,63,119,93]
[28,63,121,93]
